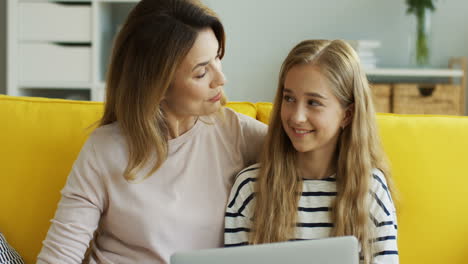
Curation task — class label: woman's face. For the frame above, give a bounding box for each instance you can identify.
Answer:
[281,64,350,155]
[164,28,226,118]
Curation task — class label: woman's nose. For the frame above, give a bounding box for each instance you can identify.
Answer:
[211,63,226,88]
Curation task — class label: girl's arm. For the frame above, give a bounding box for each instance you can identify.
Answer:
[224,165,259,247]
[370,170,399,264]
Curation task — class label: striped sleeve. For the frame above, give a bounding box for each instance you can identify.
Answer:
[369,169,399,264]
[224,164,259,247]
[0,233,25,264]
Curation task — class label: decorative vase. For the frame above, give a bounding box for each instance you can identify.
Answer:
[410,7,433,67]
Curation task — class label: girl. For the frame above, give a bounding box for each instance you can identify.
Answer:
[38,0,266,263]
[225,40,398,264]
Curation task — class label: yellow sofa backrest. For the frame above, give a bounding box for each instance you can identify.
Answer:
[1,95,468,264]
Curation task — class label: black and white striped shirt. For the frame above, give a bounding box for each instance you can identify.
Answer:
[0,233,24,264]
[225,164,398,264]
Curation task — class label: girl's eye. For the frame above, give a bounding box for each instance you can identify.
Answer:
[308,100,321,106]
[283,95,294,102]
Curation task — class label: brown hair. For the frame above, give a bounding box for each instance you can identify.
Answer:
[100,0,226,181]
[250,40,395,264]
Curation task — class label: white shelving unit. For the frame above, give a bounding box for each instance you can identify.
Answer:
[366,68,464,78]
[7,0,467,105]
[7,0,138,101]
[366,57,467,115]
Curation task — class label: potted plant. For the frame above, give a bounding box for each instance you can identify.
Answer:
[406,0,435,66]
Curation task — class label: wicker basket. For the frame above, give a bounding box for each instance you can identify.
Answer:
[393,84,462,115]
[370,84,392,113]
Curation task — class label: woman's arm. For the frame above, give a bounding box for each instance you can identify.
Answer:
[37,136,106,264]
[236,112,267,165]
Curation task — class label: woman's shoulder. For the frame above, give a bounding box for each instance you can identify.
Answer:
[93,122,122,137]
[221,107,266,128]
[84,122,126,153]
[217,107,267,143]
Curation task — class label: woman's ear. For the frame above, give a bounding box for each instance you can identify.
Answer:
[341,103,354,129]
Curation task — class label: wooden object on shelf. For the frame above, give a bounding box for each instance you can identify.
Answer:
[370,84,392,113]
[393,84,461,115]
[449,57,467,115]
[367,56,466,116]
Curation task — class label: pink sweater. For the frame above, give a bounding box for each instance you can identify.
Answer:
[37,108,267,264]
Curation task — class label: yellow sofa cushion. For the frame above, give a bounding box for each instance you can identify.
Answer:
[224,101,257,119]
[0,95,104,262]
[2,95,468,264]
[376,114,468,264]
[255,102,273,124]
[0,95,258,262]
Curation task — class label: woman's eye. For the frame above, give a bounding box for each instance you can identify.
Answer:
[196,70,207,79]
[283,95,294,102]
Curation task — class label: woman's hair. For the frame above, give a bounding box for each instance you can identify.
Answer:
[250,39,394,264]
[100,0,226,181]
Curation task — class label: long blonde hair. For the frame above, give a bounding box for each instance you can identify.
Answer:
[100,0,226,181]
[250,40,394,264]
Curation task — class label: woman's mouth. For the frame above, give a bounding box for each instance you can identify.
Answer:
[208,92,222,102]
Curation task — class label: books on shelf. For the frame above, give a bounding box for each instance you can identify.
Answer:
[347,40,381,69]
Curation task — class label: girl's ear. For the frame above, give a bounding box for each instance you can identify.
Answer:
[341,103,354,129]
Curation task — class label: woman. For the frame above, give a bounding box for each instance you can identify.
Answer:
[225,40,398,264]
[37,0,266,263]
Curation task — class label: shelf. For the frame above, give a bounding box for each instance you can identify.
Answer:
[96,0,139,2]
[20,88,91,101]
[19,0,91,2]
[366,68,464,78]
[97,1,137,82]
[19,82,92,89]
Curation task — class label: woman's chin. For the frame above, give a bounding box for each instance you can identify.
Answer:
[200,102,222,116]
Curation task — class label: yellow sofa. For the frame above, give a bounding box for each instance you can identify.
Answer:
[1,94,468,264]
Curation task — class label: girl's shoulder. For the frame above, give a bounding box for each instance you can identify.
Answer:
[235,163,261,180]
[231,164,261,195]
[369,168,395,217]
[227,163,260,212]
[370,168,390,193]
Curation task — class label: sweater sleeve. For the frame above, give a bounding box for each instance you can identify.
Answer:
[236,112,267,166]
[37,134,106,264]
[224,165,259,247]
[369,169,399,264]
[0,233,24,264]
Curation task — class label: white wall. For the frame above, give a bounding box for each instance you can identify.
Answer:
[204,0,468,107]
[0,0,5,95]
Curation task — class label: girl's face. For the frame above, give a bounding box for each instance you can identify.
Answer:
[164,28,226,118]
[281,64,351,155]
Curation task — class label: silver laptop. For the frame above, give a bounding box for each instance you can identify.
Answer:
[170,236,359,264]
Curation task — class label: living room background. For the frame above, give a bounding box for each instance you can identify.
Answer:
[1,0,467,111]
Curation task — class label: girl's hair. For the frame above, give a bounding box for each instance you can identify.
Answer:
[250,39,394,264]
[100,0,226,181]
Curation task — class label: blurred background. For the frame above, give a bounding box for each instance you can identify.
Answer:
[1,0,467,114]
